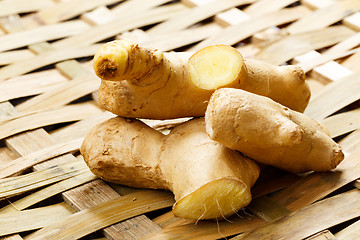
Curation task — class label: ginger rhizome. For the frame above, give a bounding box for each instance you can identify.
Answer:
[80,117,260,220]
[93,40,310,119]
[205,88,344,173]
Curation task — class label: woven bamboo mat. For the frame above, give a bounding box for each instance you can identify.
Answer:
[0,0,360,239]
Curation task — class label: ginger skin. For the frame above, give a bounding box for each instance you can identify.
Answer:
[205,88,344,173]
[93,40,310,119]
[80,117,260,220]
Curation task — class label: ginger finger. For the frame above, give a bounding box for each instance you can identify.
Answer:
[93,41,310,119]
[205,88,344,173]
[80,117,260,220]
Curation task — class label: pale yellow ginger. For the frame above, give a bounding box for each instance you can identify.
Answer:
[93,40,310,119]
[205,88,344,173]
[80,117,260,220]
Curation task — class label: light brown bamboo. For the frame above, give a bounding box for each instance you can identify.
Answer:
[15,75,100,113]
[0,69,67,102]
[0,160,89,199]
[0,203,74,237]
[0,138,84,178]
[233,190,360,240]
[0,103,102,140]
[335,219,360,240]
[0,171,97,214]
[25,191,174,240]
[192,6,310,51]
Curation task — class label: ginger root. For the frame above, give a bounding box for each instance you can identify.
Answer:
[80,117,259,220]
[205,88,344,173]
[93,40,310,119]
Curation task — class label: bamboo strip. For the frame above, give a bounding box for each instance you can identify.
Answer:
[304,73,360,121]
[50,111,115,143]
[62,179,163,239]
[147,0,252,35]
[298,48,358,74]
[36,0,122,24]
[55,59,91,79]
[355,180,360,189]
[324,32,360,56]
[0,146,18,165]
[0,11,85,240]
[309,61,354,84]
[214,8,250,26]
[0,160,89,199]
[80,0,174,27]
[27,42,53,53]
[81,6,115,26]
[0,44,101,81]
[0,14,24,33]
[295,32,360,73]
[25,191,175,240]
[251,170,301,199]
[335,219,360,240]
[339,129,360,154]
[0,138,84,178]
[0,103,102,140]
[0,5,186,81]
[0,49,34,65]
[301,0,334,10]
[321,108,360,138]
[62,179,121,211]
[152,211,193,229]
[2,11,163,240]
[0,20,90,53]
[0,0,54,17]
[287,0,360,34]
[255,26,355,65]
[184,0,252,29]
[343,12,360,31]
[244,0,297,16]
[191,6,310,51]
[143,150,360,239]
[0,203,74,237]
[3,119,162,240]
[0,69,67,102]
[143,215,265,240]
[0,171,97,214]
[1,235,23,240]
[181,0,215,7]
[271,151,360,211]
[141,23,222,51]
[306,230,336,240]
[247,196,290,222]
[4,128,74,165]
[0,31,81,164]
[15,74,100,113]
[293,32,360,82]
[210,0,292,47]
[53,4,187,49]
[111,0,175,15]
[0,102,19,120]
[342,51,360,73]
[306,78,326,94]
[232,189,360,240]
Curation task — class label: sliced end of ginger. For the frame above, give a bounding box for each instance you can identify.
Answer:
[172,178,251,220]
[188,45,245,90]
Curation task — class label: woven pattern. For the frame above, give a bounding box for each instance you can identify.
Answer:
[0,0,360,239]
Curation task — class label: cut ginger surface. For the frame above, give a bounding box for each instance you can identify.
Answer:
[93,40,310,119]
[80,117,260,220]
